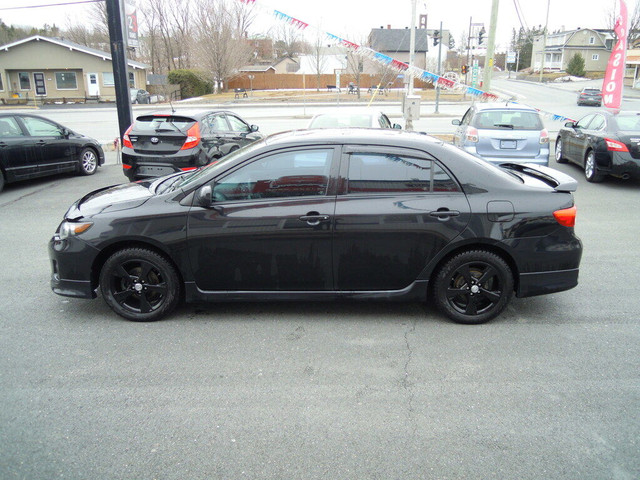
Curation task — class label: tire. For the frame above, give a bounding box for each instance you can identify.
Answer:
[78,147,98,176]
[99,248,181,321]
[432,250,514,325]
[554,138,567,164]
[584,150,604,183]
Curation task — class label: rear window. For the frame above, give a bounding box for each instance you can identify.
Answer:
[583,89,601,94]
[614,114,640,131]
[472,110,543,130]
[133,115,195,132]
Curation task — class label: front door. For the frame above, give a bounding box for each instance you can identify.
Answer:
[18,115,75,174]
[187,147,339,291]
[333,147,471,291]
[33,72,46,96]
[87,73,99,96]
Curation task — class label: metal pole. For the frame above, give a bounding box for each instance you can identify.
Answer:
[435,21,443,113]
[106,0,132,140]
[482,0,499,91]
[539,0,551,83]
[466,16,472,86]
[405,0,417,131]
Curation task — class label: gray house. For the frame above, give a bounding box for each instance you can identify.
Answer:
[531,28,614,72]
[0,35,149,103]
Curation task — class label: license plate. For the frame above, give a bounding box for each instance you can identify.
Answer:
[500,140,517,149]
[137,165,175,175]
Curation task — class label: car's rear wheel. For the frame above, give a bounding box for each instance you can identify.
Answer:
[100,248,180,321]
[432,250,514,324]
[78,147,98,176]
[555,138,567,164]
[584,150,604,183]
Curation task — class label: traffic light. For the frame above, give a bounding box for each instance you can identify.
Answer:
[433,30,440,47]
[478,27,486,45]
[461,65,468,74]
[448,35,455,49]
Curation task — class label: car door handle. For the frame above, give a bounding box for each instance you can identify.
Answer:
[299,214,330,226]
[0,142,6,148]
[430,209,460,219]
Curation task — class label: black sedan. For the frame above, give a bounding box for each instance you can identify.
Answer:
[49,129,582,324]
[555,111,640,182]
[0,113,104,192]
[121,109,263,181]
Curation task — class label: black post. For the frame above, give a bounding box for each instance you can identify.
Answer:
[106,0,133,140]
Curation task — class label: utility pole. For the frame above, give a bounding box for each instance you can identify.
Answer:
[482,0,499,91]
[405,0,417,131]
[106,0,132,140]
[435,21,443,113]
[539,0,551,83]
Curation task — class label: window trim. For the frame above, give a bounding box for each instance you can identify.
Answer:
[102,72,115,86]
[18,72,31,91]
[0,72,4,92]
[55,71,78,90]
[592,54,599,61]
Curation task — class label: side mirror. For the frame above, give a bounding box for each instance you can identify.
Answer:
[565,121,577,128]
[392,123,402,129]
[250,124,259,132]
[195,185,212,207]
[452,119,461,126]
[61,128,70,138]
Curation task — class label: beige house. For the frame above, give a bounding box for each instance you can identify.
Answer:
[0,35,149,103]
[531,28,614,72]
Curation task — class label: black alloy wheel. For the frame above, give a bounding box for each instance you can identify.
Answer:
[584,150,604,183]
[78,147,98,176]
[555,138,567,164]
[100,248,180,321]
[433,250,514,324]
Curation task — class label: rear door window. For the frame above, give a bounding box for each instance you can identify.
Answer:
[0,117,24,137]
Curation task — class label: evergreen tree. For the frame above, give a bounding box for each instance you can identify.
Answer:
[566,53,586,77]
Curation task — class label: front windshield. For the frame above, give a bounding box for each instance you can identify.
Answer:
[176,140,266,189]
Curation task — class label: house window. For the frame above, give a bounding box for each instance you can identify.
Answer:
[0,73,4,91]
[589,36,595,44]
[592,54,599,61]
[55,72,77,89]
[128,72,135,87]
[103,72,115,86]
[19,72,30,90]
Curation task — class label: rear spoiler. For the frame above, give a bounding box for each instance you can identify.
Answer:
[499,163,578,192]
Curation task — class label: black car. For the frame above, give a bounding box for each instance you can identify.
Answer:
[555,111,640,182]
[576,88,602,106]
[130,88,151,104]
[49,129,582,324]
[121,109,263,181]
[0,113,105,193]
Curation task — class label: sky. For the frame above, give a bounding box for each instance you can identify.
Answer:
[0,0,624,52]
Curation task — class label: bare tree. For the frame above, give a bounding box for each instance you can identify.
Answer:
[193,0,253,92]
[63,1,109,50]
[310,34,329,92]
[142,0,193,72]
[272,23,307,57]
[606,0,640,45]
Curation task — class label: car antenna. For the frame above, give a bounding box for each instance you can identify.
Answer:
[169,96,176,114]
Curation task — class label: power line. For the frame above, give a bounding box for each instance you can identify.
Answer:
[0,0,102,12]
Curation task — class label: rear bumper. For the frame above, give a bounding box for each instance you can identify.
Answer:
[122,150,201,180]
[517,268,580,298]
[462,146,550,166]
[606,152,640,180]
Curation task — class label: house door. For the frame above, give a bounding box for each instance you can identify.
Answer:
[87,73,99,96]
[33,73,46,96]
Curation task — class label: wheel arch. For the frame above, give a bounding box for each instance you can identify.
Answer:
[423,240,521,296]
[90,239,185,296]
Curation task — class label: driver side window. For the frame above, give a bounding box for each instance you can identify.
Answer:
[212,149,333,202]
[576,115,594,129]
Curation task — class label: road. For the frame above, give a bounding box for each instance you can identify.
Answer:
[1,80,639,479]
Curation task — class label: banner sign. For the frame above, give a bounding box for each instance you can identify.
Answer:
[603,0,628,111]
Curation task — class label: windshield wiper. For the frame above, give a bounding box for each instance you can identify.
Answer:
[493,123,514,129]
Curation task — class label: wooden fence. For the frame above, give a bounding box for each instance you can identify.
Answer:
[227,73,433,91]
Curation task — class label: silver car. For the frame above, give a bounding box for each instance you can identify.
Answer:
[452,103,550,166]
[308,109,401,129]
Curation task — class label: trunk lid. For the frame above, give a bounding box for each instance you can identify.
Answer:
[128,115,196,154]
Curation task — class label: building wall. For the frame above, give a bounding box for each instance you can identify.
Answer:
[0,40,147,101]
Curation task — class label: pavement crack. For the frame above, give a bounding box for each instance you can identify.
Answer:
[402,318,417,437]
[0,183,59,209]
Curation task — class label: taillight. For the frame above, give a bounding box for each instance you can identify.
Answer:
[122,124,134,149]
[604,138,629,152]
[181,123,201,150]
[466,126,479,143]
[180,167,198,172]
[553,206,577,227]
[540,128,549,144]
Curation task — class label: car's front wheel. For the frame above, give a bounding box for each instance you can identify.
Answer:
[555,138,567,164]
[78,147,98,176]
[584,150,604,183]
[432,250,514,324]
[100,248,181,321]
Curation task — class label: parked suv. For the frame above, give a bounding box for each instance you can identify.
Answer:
[452,103,549,166]
[121,110,263,181]
[576,88,603,106]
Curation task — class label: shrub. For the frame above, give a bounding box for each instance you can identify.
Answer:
[167,70,213,99]
[566,54,586,77]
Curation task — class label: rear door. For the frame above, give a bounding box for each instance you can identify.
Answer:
[0,115,37,181]
[333,146,471,291]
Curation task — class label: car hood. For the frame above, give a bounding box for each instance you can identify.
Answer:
[65,183,153,219]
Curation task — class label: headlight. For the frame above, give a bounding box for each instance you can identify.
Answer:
[59,221,93,240]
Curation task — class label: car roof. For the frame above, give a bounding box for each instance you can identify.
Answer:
[264,128,439,149]
[135,109,238,120]
[473,102,539,112]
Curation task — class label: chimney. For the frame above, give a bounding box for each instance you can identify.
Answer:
[387,25,391,29]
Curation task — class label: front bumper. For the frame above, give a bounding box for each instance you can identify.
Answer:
[49,235,100,299]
